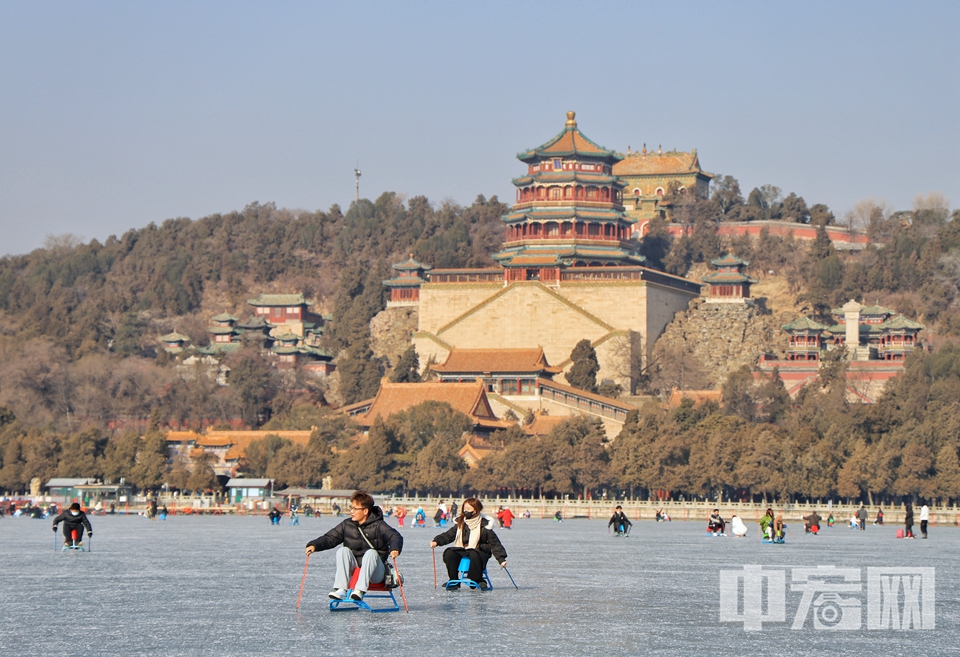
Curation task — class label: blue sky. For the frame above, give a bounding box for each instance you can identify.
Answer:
[1,2,957,256]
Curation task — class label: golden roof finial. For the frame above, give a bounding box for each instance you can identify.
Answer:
[565,111,577,127]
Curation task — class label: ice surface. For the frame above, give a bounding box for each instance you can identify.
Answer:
[1,513,956,656]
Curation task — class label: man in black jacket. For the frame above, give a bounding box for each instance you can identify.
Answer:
[305,490,402,601]
[52,502,92,547]
[608,506,633,536]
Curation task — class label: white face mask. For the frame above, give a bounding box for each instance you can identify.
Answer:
[70,511,79,516]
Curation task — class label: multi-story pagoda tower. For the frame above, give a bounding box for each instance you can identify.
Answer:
[494,111,644,282]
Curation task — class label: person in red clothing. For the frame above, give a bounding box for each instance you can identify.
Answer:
[497,506,515,529]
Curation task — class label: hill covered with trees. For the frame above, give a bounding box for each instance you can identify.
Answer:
[0,180,959,501]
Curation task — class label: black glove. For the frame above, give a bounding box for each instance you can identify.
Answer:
[52,526,57,531]
[87,532,92,536]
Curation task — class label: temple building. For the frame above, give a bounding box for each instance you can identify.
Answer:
[201,312,242,354]
[384,256,431,307]
[614,145,713,224]
[270,332,334,373]
[701,254,757,304]
[247,293,326,339]
[759,300,924,402]
[340,380,513,437]
[395,112,701,395]
[496,111,644,278]
[429,347,561,396]
[159,331,191,354]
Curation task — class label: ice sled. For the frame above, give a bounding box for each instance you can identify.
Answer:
[444,556,492,591]
[62,528,85,551]
[329,564,400,613]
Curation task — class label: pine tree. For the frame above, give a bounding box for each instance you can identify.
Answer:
[390,346,422,383]
[567,339,599,393]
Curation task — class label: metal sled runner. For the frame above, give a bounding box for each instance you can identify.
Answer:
[329,565,400,613]
[444,556,492,591]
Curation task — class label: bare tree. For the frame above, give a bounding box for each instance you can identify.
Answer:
[843,198,891,233]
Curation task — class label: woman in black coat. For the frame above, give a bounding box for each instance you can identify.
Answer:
[904,502,914,538]
[431,498,507,589]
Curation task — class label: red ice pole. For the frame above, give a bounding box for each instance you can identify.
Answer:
[392,556,410,613]
[296,552,311,610]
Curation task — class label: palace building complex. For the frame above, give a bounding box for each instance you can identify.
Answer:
[385,112,702,393]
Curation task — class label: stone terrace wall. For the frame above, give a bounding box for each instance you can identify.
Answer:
[652,297,785,388]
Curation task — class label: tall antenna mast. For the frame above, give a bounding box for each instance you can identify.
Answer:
[354,164,361,203]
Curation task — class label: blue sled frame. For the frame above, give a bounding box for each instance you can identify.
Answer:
[444,556,492,591]
[329,587,399,613]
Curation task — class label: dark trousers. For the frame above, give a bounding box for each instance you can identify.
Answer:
[62,525,85,543]
[443,547,488,582]
[921,520,928,537]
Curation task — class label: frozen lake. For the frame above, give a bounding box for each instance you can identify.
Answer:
[1,512,957,656]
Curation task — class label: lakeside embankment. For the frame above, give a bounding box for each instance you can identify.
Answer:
[10,494,959,526]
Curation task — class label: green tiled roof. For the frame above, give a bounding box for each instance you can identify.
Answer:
[207,326,238,335]
[517,112,622,164]
[512,171,619,186]
[782,317,829,331]
[383,277,425,287]
[392,257,431,271]
[831,304,896,316]
[702,272,758,284]
[211,312,239,322]
[880,315,924,330]
[300,346,333,359]
[247,293,314,307]
[237,316,269,330]
[710,254,749,267]
[504,206,627,223]
[493,243,645,266]
[160,331,191,343]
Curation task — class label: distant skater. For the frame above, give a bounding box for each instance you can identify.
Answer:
[919,504,929,539]
[904,502,914,538]
[498,506,515,529]
[608,505,633,536]
[395,506,406,527]
[553,510,563,523]
[52,502,92,548]
[269,506,282,525]
[874,509,884,525]
[707,509,726,536]
[803,511,821,534]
